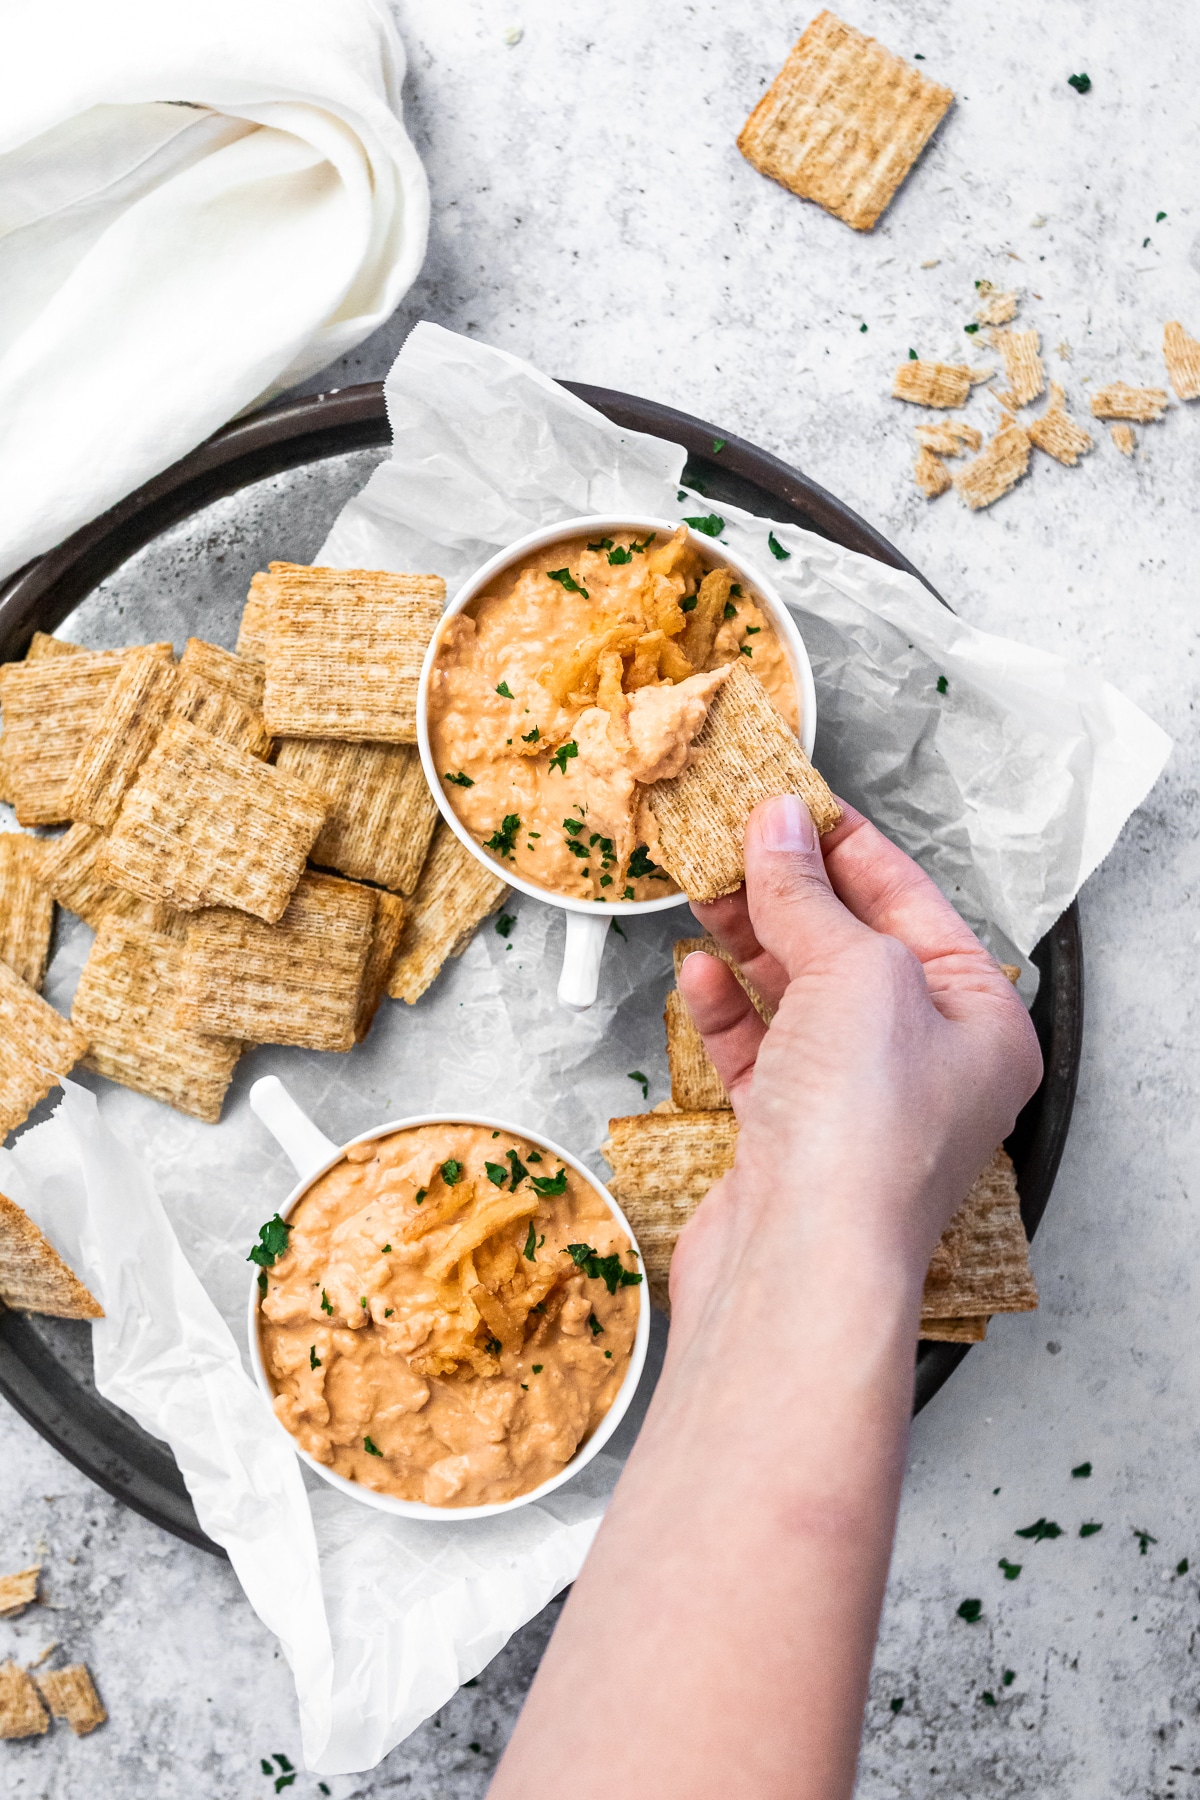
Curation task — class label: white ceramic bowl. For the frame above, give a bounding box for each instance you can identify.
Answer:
[246,1076,651,1522]
[416,513,818,1010]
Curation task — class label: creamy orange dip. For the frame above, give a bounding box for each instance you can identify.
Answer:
[258,1124,641,1508]
[427,526,798,900]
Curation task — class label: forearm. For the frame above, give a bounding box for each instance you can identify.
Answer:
[489,1181,924,1800]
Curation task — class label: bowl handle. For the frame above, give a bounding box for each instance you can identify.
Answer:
[557,911,612,1011]
[249,1076,338,1181]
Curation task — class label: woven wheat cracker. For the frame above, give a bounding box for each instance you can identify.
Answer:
[387,821,508,1003]
[673,935,774,1021]
[921,1316,988,1343]
[275,738,438,893]
[35,1665,106,1736]
[0,1190,101,1318]
[602,1110,739,1311]
[974,288,1018,327]
[25,633,82,661]
[39,822,156,931]
[0,649,144,826]
[913,445,951,497]
[914,419,982,456]
[262,565,445,743]
[951,416,1031,510]
[72,917,242,1123]
[356,891,409,1042]
[664,989,730,1110]
[892,360,972,408]
[1027,383,1094,466]
[1110,423,1136,456]
[236,567,283,662]
[737,11,953,231]
[0,1567,39,1617]
[0,1662,48,1739]
[60,647,179,829]
[1090,382,1167,422]
[1164,320,1200,402]
[648,660,841,902]
[989,328,1044,410]
[178,638,265,711]
[97,716,326,922]
[0,835,53,990]
[0,961,88,1136]
[178,870,375,1052]
[920,1147,1037,1321]
[170,672,272,759]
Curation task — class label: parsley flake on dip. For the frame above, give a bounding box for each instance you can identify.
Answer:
[257,1123,642,1508]
[427,525,798,901]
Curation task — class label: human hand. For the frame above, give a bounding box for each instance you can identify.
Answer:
[673,794,1042,1311]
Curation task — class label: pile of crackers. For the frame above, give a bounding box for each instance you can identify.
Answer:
[0,565,510,1133]
[603,938,1038,1341]
[0,1566,104,1741]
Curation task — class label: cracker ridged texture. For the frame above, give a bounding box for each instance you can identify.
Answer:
[236,568,280,663]
[951,418,1030,510]
[26,633,82,661]
[275,738,438,894]
[60,647,179,830]
[171,672,273,759]
[0,1567,39,1617]
[0,834,53,990]
[921,1315,988,1343]
[988,328,1044,410]
[0,1661,48,1738]
[97,715,326,922]
[664,989,730,1110]
[1110,423,1136,456]
[0,960,88,1137]
[387,821,508,1003]
[672,934,774,1021]
[356,891,408,1042]
[1164,321,1200,402]
[602,1110,739,1312]
[648,661,841,902]
[915,419,981,456]
[0,1190,101,1318]
[913,445,951,497]
[1027,383,1094,466]
[178,870,376,1052]
[1089,382,1168,422]
[921,1146,1037,1320]
[35,1664,106,1736]
[737,11,953,232]
[892,360,972,408]
[974,289,1018,327]
[38,822,174,933]
[178,638,265,712]
[71,917,242,1123]
[262,565,445,744]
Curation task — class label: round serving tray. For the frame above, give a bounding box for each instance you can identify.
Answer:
[0,382,1083,1555]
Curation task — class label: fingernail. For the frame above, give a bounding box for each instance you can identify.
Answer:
[760,794,818,853]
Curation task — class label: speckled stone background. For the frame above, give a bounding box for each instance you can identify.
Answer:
[3,1,1199,1795]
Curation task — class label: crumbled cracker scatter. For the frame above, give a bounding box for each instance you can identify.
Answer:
[1027,383,1094,466]
[1163,320,1200,401]
[0,961,89,1137]
[387,821,508,1004]
[737,11,953,232]
[1110,423,1136,456]
[0,1661,48,1738]
[1090,382,1167,423]
[974,289,1018,327]
[951,417,1031,510]
[913,445,951,498]
[914,419,982,456]
[35,1664,106,1736]
[0,834,53,989]
[989,328,1045,410]
[0,1191,102,1317]
[892,360,972,408]
[0,1566,40,1618]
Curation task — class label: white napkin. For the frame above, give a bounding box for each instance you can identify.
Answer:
[0,0,428,584]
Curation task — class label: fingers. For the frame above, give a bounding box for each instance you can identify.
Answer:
[742,794,864,980]
[689,890,791,1015]
[820,801,991,969]
[676,952,767,1108]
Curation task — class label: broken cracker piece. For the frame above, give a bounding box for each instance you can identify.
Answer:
[1026,383,1094,466]
[262,565,445,744]
[664,989,730,1111]
[1163,320,1200,402]
[0,962,88,1137]
[72,917,242,1123]
[951,416,1031,510]
[921,1146,1037,1321]
[1110,423,1136,456]
[356,891,408,1042]
[974,289,1018,327]
[97,716,326,922]
[892,360,972,408]
[914,419,982,456]
[1090,382,1167,423]
[275,738,438,894]
[35,1664,106,1736]
[0,1567,40,1618]
[0,1190,101,1317]
[913,445,951,497]
[60,646,179,830]
[737,11,953,232]
[386,820,508,1004]
[0,1661,48,1739]
[989,328,1044,410]
[648,660,841,902]
[0,834,53,990]
[178,870,375,1052]
[602,1110,739,1312]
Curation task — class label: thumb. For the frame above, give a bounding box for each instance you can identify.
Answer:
[743,794,863,978]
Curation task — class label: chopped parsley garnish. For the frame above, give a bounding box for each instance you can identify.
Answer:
[384,1308,393,1318]
[363,1436,383,1457]
[441,1158,463,1186]
[859,322,868,334]
[588,537,615,552]
[739,644,753,657]
[381,1244,391,1253]
[631,534,656,552]
[485,1161,507,1187]
[1014,1518,1062,1540]
[612,919,627,937]
[909,347,918,360]
[320,1289,333,1315]
[360,1296,368,1310]
[628,1070,649,1099]
[998,1557,1022,1580]
[729,583,742,597]
[484,813,521,857]
[982,1691,996,1708]
[607,545,633,564]
[964,321,980,334]
[588,1312,604,1336]
[1071,1460,1092,1478]
[600,874,613,886]
[547,567,589,598]
[566,1242,643,1293]
[415,1187,427,1205]
[484,1336,502,1356]
[767,530,790,561]
[1157,210,1167,223]
[532,1364,543,1374]
[562,817,583,836]
[275,1777,296,1794]
[1003,1671,1015,1687]
[623,886,634,900]
[495,681,514,699]
[495,912,516,938]
[723,600,738,620]
[523,1219,538,1260]
[1178,1558,1189,1575]
[957,1598,983,1623]
[567,840,590,859]
[526,1149,543,1162]
[247,1213,291,1269]
[531,1168,569,1197]
[549,741,578,775]
[745,625,760,635]
[936,674,949,694]
[521,725,540,744]
[274,1764,294,1781]
[1067,72,1091,93]
[684,513,725,537]
[445,770,474,787]
[506,1148,529,1189]
[1134,1528,1157,1554]
[680,593,697,613]
[258,1271,268,1297]
[261,1760,274,1777]
[627,844,662,880]
[890,1697,904,1715]
[712,437,727,453]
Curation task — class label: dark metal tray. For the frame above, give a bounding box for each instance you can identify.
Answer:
[0,382,1083,1554]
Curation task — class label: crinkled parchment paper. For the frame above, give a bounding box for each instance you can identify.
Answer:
[10,323,1170,1774]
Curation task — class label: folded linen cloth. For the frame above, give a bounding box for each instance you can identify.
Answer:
[0,0,428,584]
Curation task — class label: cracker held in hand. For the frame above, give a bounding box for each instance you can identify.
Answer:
[98,716,326,922]
[387,821,508,1003]
[912,446,951,498]
[262,564,445,743]
[60,646,178,830]
[0,1190,101,1318]
[35,1664,106,1736]
[603,1110,739,1311]
[737,11,953,232]
[275,738,438,894]
[0,1567,40,1617]
[921,1147,1037,1322]
[648,660,841,902]
[0,961,88,1137]
[1164,320,1200,402]
[0,834,53,990]
[1026,383,1094,466]
[0,1661,48,1739]
[355,890,408,1042]
[1089,382,1168,423]
[989,328,1044,410]
[951,416,1031,510]
[72,917,242,1123]
[179,870,376,1052]
[892,360,972,408]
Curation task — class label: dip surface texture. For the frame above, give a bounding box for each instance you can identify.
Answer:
[259,1124,641,1507]
[428,528,798,900]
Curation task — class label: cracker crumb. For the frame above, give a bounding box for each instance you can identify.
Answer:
[913,445,952,497]
[892,360,972,408]
[1110,423,1136,456]
[951,417,1031,510]
[1163,320,1200,402]
[1027,383,1094,466]
[1090,382,1167,423]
